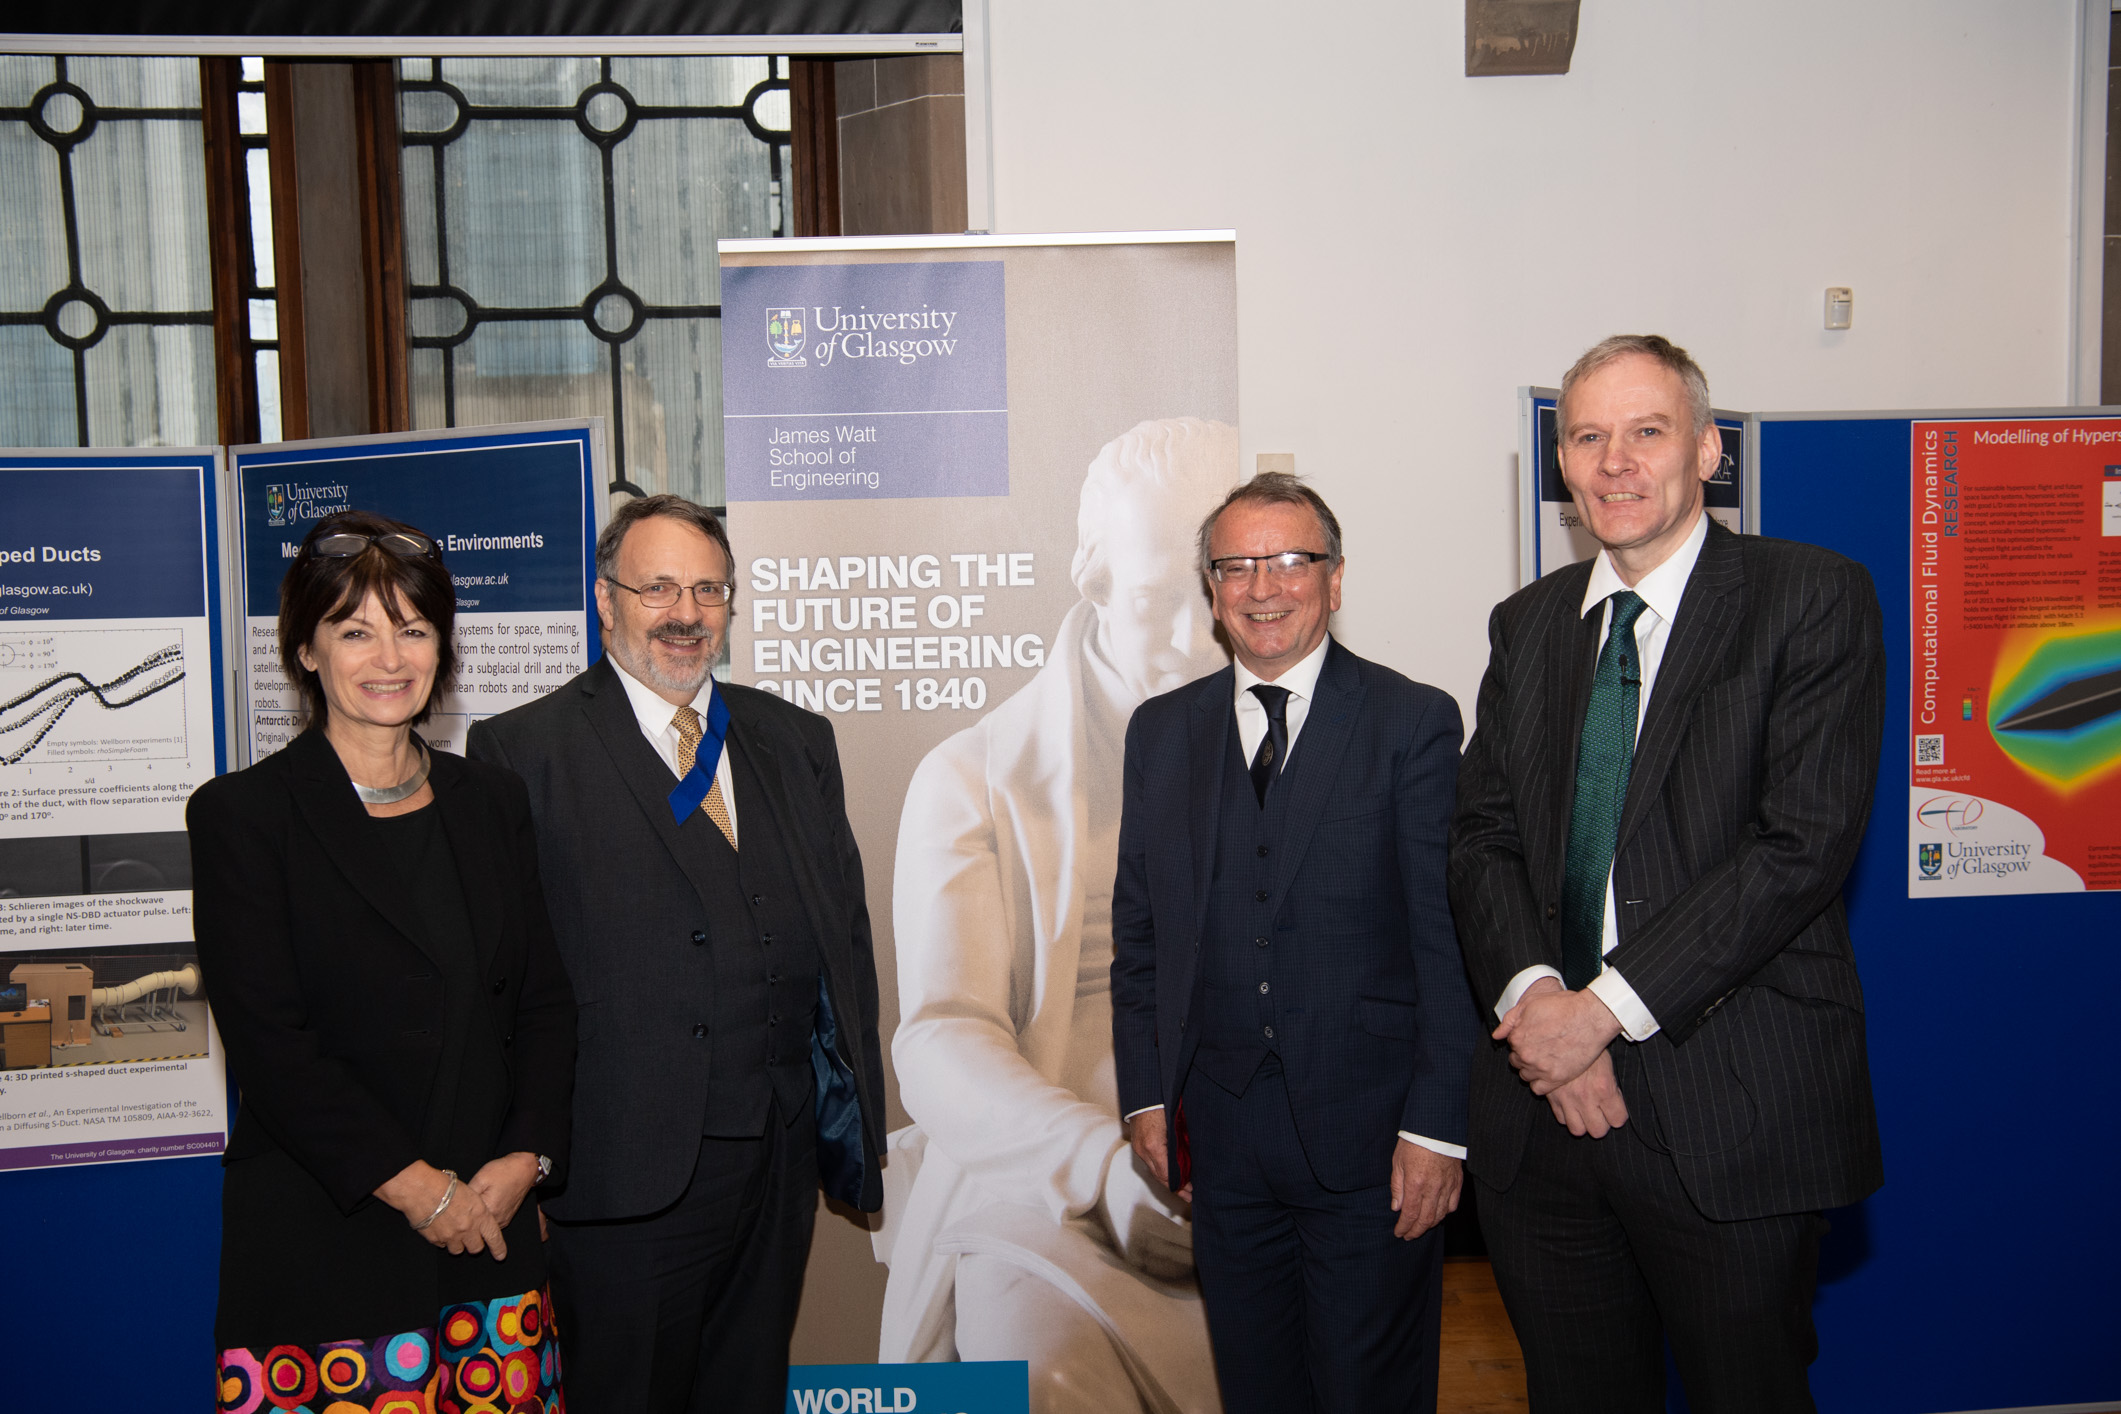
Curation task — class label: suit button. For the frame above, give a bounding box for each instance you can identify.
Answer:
[490,977,507,995]
[769,973,781,985]
[691,929,708,945]
[1254,889,1268,902]
[1545,903,1558,920]
[1256,845,1268,857]
[1258,982,1270,994]
[762,933,775,945]
[769,1014,780,1027]
[752,894,764,907]
[1263,1026,1275,1040]
[692,1023,707,1039]
[1255,937,1269,948]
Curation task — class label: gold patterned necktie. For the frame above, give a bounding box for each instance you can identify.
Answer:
[672,705,738,850]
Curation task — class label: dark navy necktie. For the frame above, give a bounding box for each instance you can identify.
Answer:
[1562,591,1648,989]
[1249,684,1291,807]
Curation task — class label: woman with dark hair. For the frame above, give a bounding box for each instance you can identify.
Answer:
[189,510,575,1413]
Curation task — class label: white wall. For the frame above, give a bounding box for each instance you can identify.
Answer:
[982,0,2082,711]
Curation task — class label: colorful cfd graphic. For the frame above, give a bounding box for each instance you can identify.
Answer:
[1987,624,2121,785]
[768,306,807,368]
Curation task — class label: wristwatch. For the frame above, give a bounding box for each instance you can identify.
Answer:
[535,1154,553,1183]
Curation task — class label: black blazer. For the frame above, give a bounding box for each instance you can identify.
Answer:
[1450,521,1886,1221]
[188,729,576,1332]
[466,658,887,1219]
[1110,639,1480,1192]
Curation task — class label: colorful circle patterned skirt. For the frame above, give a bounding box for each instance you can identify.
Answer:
[216,1284,562,1413]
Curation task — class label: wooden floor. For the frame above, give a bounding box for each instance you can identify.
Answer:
[1439,1258,1529,1413]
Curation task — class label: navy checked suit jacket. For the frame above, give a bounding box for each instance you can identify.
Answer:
[1450,521,1886,1221]
[1111,639,1481,1193]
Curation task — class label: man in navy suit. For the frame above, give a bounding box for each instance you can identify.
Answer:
[1110,473,1480,1413]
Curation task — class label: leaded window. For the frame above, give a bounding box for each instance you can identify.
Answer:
[231,58,283,443]
[398,55,794,506]
[0,56,216,448]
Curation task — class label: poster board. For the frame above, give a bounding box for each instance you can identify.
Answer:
[1517,385,1753,583]
[0,449,232,1171]
[228,422,607,764]
[1758,410,2118,1412]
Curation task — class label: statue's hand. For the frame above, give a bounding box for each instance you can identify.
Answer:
[1098,1147,1194,1280]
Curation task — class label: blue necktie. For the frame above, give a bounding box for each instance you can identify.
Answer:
[1562,591,1648,990]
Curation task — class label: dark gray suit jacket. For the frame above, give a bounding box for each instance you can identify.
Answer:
[1450,520,1886,1221]
[467,657,885,1220]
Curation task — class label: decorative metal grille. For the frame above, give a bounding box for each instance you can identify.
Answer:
[0,56,216,447]
[398,55,793,505]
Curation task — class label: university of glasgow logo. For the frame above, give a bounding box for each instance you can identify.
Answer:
[1918,842,1942,879]
[264,485,287,526]
[766,307,807,368]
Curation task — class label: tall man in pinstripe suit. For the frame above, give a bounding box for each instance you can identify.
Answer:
[1451,336,1885,1412]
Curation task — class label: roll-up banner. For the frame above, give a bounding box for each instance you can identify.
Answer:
[0,449,232,1170]
[1517,385,1753,584]
[721,231,1238,1411]
[229,422,607,765]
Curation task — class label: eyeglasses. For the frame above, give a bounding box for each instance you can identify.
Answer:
[1208,550,1334,584]
[307,531,437,559]
[605,578,735,609]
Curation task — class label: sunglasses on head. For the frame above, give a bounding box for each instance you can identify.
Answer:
[306,531,438,560]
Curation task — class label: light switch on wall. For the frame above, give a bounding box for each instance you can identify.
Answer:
[1825,287,1853,330]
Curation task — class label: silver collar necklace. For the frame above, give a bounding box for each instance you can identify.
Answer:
[351,742,430,805]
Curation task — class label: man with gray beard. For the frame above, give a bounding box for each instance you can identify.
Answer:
[469,495,885,1414]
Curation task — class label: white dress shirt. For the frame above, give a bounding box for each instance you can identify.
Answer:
[1493,510,1715,1042]
[1131,635,1466,1163]
[607,656,740,839]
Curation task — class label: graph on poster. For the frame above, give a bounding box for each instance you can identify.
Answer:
[0,628,189,767]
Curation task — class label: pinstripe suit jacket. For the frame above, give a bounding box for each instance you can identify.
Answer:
[1450,521,1885,1221]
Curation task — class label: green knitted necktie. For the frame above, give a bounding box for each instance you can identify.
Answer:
[1562,591,1648,990]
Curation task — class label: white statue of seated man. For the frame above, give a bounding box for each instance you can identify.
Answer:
[879,418,1238,1414]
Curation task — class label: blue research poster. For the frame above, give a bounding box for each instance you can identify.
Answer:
[0,451,232,1171]
[232,423,603,763]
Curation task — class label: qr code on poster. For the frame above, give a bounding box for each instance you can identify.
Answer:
[1915,735,1944,766]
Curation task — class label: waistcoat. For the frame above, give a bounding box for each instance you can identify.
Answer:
[1192,722,1299,1097]
[683,736,821,1136]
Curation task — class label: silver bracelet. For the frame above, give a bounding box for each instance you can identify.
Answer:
[412,1169,459,1231]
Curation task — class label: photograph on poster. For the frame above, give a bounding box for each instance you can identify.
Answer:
[1908,418,2121,895]
[0,945,207,1070]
